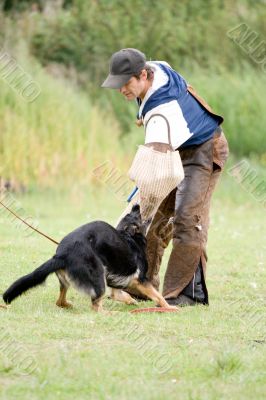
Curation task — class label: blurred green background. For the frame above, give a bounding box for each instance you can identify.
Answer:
[0,0,265,187]
[1,3,265,400]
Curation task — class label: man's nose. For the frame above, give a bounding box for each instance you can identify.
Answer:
[119,85,126,94]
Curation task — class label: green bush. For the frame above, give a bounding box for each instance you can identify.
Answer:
[30,0,266,78]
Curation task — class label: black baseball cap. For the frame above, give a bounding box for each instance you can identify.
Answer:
[101,48,146,89]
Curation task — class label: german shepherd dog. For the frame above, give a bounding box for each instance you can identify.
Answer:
[3,205,175,312]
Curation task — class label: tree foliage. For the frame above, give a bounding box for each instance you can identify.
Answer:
[28,0,266,83]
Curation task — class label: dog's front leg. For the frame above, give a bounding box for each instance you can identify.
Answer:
[110,288,137,305]
[91,294,123,314]
[128,279,178,309]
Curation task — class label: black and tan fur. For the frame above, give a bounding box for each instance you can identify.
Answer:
[3,205,176,312]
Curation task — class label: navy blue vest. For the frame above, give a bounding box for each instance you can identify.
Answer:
[138,63,222,148]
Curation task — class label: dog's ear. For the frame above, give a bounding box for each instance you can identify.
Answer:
[131,204,141,215]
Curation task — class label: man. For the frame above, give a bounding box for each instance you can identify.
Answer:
[102,48,229,306]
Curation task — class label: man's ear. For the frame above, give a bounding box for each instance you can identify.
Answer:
[140,69,148,81]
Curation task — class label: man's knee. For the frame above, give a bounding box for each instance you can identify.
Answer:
[173,208,203,241]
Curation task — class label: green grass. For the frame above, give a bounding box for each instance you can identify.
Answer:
[0,160,265,400]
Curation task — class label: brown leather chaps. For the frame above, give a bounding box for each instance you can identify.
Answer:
[145,129,229,302]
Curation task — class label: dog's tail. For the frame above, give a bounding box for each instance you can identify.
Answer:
[3,257,64,304]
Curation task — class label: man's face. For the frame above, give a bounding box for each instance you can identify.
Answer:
[118,71,148,100]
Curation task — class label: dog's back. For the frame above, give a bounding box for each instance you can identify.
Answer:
[57,220,148,288]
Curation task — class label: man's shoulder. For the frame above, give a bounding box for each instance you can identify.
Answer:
[147,60,172,68]
[147,61,169,92]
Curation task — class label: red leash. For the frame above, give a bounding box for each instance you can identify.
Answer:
[130,307,179,313]
[0,200,59,245]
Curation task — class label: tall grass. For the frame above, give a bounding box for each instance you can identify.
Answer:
[187,65,266,160]
[0,53,131,187]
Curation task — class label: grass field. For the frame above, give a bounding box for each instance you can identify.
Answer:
[0,159,265,400]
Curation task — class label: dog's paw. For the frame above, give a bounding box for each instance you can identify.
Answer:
[125,298,138,305]
[111,289,138,305]
[161,304,179,310]
[0,304,8,309]
[56,300,73,309]
[166,305,179,310]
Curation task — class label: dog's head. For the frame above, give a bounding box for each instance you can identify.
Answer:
[116,204,151,237]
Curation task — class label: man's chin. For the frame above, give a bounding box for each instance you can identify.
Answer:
[124,95,135,101]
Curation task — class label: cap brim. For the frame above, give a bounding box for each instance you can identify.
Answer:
[101,73,132,89]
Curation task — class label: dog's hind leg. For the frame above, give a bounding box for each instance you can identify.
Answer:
[128,279,177,309]
[110,288,137,305]
[90,278,106,313]
[91,295,104,312]
[55,270,72,308]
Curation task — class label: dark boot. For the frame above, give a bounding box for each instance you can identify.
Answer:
[166,260,208,306]
[181,260,207,303]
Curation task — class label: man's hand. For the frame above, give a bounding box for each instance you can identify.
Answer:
[145,142,171,153]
